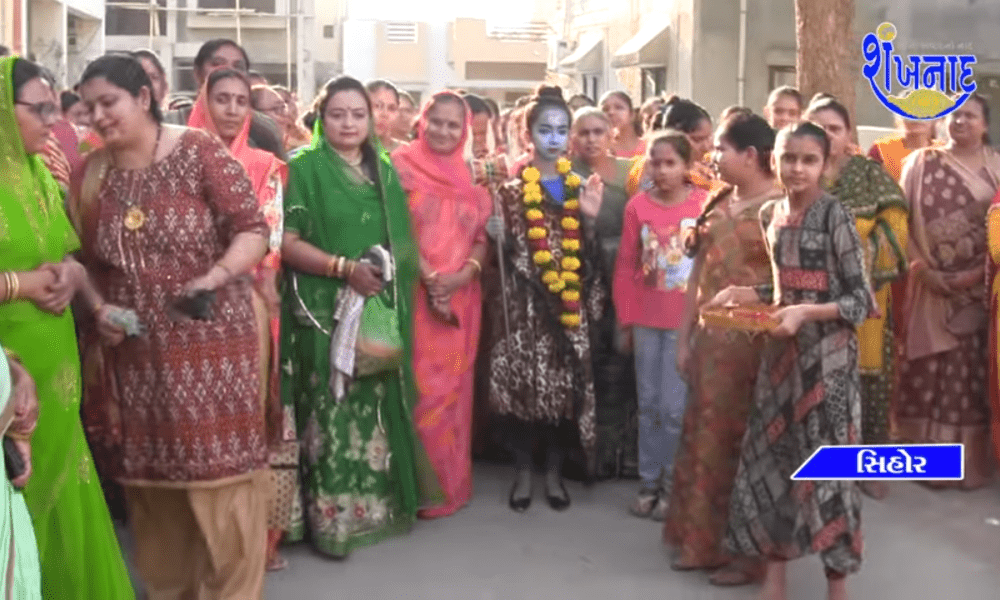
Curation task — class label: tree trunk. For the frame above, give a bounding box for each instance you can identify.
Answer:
[795,0,857,135]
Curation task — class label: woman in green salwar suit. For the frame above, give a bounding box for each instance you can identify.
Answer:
[280,76,440,558]
[0,56,134,598]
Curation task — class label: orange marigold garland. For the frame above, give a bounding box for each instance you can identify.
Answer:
[522,158,584,329]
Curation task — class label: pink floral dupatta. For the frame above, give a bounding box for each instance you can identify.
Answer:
[391,92,491,518]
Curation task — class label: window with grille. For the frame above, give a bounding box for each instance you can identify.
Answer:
[768,66,796,91]
[323,25,335,38]
[385,22,418,44]
[198,0,277,14]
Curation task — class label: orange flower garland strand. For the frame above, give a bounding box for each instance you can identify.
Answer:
[522,158,584,329]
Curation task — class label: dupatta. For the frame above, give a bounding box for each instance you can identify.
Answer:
[391,91,491,283]
[187,87,286,203]
[0,56,80,323]
[904,146,1000,360]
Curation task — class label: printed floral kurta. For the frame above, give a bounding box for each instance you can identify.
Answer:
[487,177,607,473]
[81,129,269,483]
[665,185,781,567]
[725,194,873,575]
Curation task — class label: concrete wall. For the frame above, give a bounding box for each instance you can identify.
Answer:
[373,21,428,85]
[341,19,375,81]
[0,0,20,52]
[29,0,64,80]
[451,18,547,66]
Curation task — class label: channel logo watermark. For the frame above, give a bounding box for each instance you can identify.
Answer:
[791,444,964,481]
[862,22,977,120]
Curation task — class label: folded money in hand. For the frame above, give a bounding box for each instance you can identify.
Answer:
[106,307,146,337]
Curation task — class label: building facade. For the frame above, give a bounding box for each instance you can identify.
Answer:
[340,15,549,106]
[104,0,323,101]
[553,0,1000,131]
[1,0,104,87]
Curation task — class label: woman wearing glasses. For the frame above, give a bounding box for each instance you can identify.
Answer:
[252,85,311,154]
[0,55,135,599]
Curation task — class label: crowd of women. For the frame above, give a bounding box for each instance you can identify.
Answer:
[0,36,998,600]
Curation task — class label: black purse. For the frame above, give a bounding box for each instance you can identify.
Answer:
[4,437,25,488]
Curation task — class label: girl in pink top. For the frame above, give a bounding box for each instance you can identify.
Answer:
[614,130,706,519]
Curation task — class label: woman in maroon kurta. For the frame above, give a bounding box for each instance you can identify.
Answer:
[72,54,271,599]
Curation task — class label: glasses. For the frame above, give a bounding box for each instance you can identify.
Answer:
[16,100,60,121]
[261,103,288,116]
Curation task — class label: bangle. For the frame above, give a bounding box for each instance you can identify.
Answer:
[3,347,21,365]
[3,272,18,303]
[6,430,30,442]
[346,260,357,278]
[326,255,339,278]
[337,256,347,278]
[465,258,482,274]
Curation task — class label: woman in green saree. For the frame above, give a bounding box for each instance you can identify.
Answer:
[280,75,439,558]
[0,55,134,598]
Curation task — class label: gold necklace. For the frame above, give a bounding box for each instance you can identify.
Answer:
[122,125,163,232]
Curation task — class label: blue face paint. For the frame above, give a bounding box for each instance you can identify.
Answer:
[530,107,570,162]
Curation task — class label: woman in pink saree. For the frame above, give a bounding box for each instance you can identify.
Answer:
[393,92,491,518]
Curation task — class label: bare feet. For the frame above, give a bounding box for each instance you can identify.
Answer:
[827,576,849,600]
[860,481,889,500]
[757,560,788,600]
[710,558,764,586]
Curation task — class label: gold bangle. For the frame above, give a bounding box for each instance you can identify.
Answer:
[326,255,339,278]
[346,260,357,278]
[9,273,18,302]
[6,430,30,442]
[2,272,10,303]
[465,258,482,274]
[3,347,21,365]
[338,256,347,278]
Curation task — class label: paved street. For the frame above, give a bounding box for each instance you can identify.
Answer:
[250,463,1000,600]
[117,462,1000,599]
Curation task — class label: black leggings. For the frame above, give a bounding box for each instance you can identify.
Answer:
[505,420,569,473]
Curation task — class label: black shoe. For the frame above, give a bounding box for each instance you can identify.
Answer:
[545,480,571,511]
[509,481,531,513]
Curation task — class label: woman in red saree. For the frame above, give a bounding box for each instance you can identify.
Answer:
[187,68,293,569]
[392,91,491,518]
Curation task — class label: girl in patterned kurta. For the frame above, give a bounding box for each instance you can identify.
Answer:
[806,97,908,501]
[185,68,295,571]
[665,113,781,585]
[708,122,874,600]
[280,76,439,557]
[487,85,606,512]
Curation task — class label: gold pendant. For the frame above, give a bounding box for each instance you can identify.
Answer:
[124,206,146,231]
